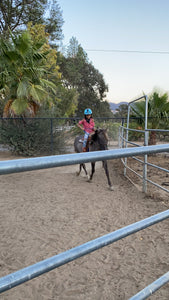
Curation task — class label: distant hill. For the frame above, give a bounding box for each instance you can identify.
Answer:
[109,101,128,111]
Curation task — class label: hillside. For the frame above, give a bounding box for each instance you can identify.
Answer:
[109,101,128,111]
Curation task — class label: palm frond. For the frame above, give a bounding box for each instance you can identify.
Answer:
[11,98,29,115]
[29,84,47,103]
[17,79,30,99]
[131,100,145,117]
[40,78,57,92]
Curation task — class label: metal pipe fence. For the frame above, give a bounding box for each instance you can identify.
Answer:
[0,144,169,298]
[129,271,169,300]
[0,144,169,175]
[119,95,169,194]
[0,209,169,295]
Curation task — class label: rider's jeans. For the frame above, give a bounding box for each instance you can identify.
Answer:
[83,131,89,148]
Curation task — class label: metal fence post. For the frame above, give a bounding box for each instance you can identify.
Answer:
[143,95,149,193]
[50,119,53,154]
[124,105,130,176]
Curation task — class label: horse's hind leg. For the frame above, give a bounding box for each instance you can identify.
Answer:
[102,160,114,190]
[82,163,88,176]
[76,163,89,179]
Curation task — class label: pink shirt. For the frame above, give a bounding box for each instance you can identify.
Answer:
[79,118,95,134]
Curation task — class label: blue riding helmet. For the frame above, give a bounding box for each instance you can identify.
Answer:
[84,108,92,115]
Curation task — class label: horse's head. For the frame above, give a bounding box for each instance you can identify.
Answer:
[90,128,109,150]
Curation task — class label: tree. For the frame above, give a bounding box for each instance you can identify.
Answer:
[27,22,61,84]
[45,0,64,42]
[59,37,112,117]
[57,85,78,117]
[0,0,64,42]
[0,29,57,117]
[131,91,169,144]
[114,104,128,118]
[26,24,79,117]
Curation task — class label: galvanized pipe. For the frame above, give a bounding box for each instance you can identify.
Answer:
[0,209,169,294]
[146,128,169,132]
[120,126,145,133]
[143,95,148,193]
[124,104,131,176]
[146,178,169,193]
[129,271,169,300]
[0,144,169,175]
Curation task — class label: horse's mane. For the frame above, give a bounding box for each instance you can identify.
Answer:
[90,128,108,143]
[91,130,98,142]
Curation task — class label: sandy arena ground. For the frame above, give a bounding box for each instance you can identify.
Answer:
[0,151,169,300]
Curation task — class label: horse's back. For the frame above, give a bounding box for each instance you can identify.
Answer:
[74,135,83,153]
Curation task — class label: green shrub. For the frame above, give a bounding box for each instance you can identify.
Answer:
[127,122,144,141]
[70,120,120,141]
[0,119,65,156]
[95,121,120,140]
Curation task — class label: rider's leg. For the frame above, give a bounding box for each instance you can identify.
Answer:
[83,132,89,152]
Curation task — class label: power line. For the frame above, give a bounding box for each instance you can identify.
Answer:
[85,49,169,54]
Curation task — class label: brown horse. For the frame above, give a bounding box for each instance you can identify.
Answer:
[74,129,113,190]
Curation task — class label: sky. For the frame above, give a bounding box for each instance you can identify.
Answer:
[57,0,169,103]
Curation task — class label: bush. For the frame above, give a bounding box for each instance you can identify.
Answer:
[70,120,121,141]
[95,121,120,141]
[127,122,144,141]
[0,118,65,156]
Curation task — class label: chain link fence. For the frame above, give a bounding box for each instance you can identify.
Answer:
[0,117,123,156]
[1,117,168,156]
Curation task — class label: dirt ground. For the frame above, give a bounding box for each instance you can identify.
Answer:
[0,150,169,300]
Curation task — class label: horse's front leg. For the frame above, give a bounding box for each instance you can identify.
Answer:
[102,160,114,190]
[89,162,95,181]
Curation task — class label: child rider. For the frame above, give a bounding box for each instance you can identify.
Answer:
[77,108,95,152]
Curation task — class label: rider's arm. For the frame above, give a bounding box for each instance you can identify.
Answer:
[77,120,84,131]
[77,123,84,131]
[91,119,95,132]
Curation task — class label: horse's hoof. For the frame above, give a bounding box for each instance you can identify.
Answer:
[109,185,114,191]
[86,174,90,181]
[87,176,92,182]
[76,171,80,176]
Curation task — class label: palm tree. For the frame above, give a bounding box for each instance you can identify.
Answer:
[131,91,169,145]
[0,30,57,117]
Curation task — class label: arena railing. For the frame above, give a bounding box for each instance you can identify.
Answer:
[0,145,169,299]
[119,95,169,195]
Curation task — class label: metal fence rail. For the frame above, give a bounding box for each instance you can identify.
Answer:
[0,145,169,298]
[119,95,169,195]
[0,144,169,175]
[0,209,169,295]
[129,271,169,300]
